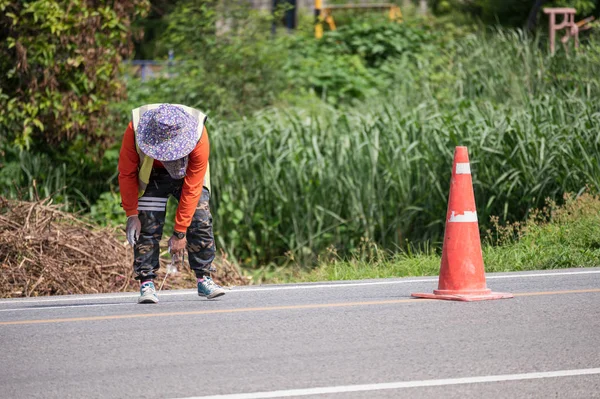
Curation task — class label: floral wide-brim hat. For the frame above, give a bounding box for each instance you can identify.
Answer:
[136,104,199,162]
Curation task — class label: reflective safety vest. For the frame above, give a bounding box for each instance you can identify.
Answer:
[131,104,211,198]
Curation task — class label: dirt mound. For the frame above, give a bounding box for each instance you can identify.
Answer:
[0,197,248,298]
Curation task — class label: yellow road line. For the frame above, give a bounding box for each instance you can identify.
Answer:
[1,288,599,326]
[0,299,419,326]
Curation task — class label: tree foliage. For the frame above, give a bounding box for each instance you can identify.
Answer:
[128,0,291,118]
[0,0,149,149]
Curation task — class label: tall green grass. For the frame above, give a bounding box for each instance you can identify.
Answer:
[274,192,600,283]
[0,146,118,211]
[208,31,600,268]
[0,151,82,208]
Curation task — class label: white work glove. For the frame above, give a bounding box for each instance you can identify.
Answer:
[126,215,141,246]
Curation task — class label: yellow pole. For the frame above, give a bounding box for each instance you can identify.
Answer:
[386,6,403,22]
[315,0,323,39]
[325,13,336,31]
[390,5,402,22]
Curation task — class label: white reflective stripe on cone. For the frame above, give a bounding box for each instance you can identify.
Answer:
[455,163,471,175]
[448,211,478,222]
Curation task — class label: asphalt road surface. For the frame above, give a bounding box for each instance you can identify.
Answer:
[1,268,600,399]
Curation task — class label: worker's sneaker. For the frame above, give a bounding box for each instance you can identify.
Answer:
[197,277,226,299]
[138,281,159,304]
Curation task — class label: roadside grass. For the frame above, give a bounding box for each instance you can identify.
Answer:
[260,192,600,283]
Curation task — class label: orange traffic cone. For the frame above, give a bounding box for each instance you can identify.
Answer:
[412,147,513,302]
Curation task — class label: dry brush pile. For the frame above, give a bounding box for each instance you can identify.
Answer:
[0,197,248,298]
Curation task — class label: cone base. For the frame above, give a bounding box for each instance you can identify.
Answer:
[411,291,514,302]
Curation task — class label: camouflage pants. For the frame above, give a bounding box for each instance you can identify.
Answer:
[133,168,215,280]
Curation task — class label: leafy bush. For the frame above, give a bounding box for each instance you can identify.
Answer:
[89,191,126,226]
[317,21,437,68]
[130,0,291,118]
[284,52,383,105]
[124,17,442,111]
[281,22,438,104]
[0,0,149,149]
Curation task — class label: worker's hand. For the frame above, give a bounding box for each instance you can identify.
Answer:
[168,235,187,255]
[126,215,141,246]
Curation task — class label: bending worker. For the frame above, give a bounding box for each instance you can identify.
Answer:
[118,103,225,303]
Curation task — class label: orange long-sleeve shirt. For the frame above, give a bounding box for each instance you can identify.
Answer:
[118,122,210,232]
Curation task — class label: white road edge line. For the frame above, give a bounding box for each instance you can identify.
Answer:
[173,368,600,399]
[0,269,599,306]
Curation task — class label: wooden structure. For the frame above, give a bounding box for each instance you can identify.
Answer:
[543,8,595,54]
[315,0,402,38]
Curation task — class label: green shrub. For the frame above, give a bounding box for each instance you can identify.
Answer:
[0,0,149,149]
[284,52,383,105]
[89,191,125,226]
[132,0,291,118]
[317,21,438,68]
[124,18,442,112]
[282,21,440,104]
